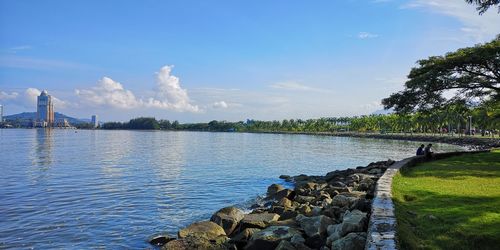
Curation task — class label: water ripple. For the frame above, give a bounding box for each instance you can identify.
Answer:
[0,129,464,249]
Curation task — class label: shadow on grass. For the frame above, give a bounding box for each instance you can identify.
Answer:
[394,189,500,249]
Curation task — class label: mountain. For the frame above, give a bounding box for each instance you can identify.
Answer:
[4,112,87,125]
[371,108,394,115]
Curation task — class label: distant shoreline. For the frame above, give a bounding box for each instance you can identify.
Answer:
[245,131,499,149]
[3,127,498,148]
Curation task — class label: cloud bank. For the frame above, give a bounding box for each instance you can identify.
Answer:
[76,65,199,112]
[0,88,67,108]
[402,0,500,41]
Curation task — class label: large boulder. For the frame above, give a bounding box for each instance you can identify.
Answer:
[239,212,280,231]
[267,184,285,197]
[326,210,367,245]
[210,206,245,235]
[245,226,302,250]
[162,234,232,250]
[148,233,175,246]
[277,197,293,208]
[331,195,353,208]
[339,209,367,235]
[275,189,295,200]
[331,232,367,250]
[296,214,334,239]
[230,228,261,249]
[178,221,226,239]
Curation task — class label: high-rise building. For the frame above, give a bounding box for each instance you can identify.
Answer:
[91,115,98,128]
[0,104,3,122]
[36,90,54,127]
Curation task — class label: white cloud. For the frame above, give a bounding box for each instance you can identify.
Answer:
[76,65,200,112]
[402,0,500,41]
[358,32,379,39]
[212,101,228,109]
[0,91,19,101]
[270,81,331,92]
[0,88,68,109]
[75,77,141,109]
[145,65,200,112]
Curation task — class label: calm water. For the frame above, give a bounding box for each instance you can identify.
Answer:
[0,129,464,249]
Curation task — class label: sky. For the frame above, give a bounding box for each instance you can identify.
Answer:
[0,0,499,122]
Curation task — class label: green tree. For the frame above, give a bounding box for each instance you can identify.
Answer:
[383,36,500,113]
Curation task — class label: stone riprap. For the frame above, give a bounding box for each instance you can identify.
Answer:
[150,160,396,250]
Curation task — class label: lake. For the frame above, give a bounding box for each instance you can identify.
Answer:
[0,129,464,249]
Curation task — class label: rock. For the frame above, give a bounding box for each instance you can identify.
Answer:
[339,210,367,236]
[310,206,323,216]
[279,210,299,221]
[296,214,334,238]
[278,197,293,208]
[279,175,292,181]
[331,232,366,250]
[148,233,175,246]
[162,234,232,250]
[295,195,316,204]
[269,218,298,227]
[293,174,310,182]
[330,181,347,188]
[239,212,280,231]
[230,228,261,249]
[326,210,367,246]
[357,178,375,191]
[297,204,312,216]
[267,184,285,197]
[245,226,302,250]
[178,221,226,239]
[350,198,371,213]
[275,189,296,200]
[331,195,353,208]
[275,240,297,250]
[325,224,342,246]
[271,205,287,215]
[290,234,306,245]
[368,168,382,175]
[210,206,245,235]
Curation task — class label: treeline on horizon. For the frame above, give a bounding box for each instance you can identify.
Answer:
[99,99,499,136]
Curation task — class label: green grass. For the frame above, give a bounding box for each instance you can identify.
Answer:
[392,150,500,250]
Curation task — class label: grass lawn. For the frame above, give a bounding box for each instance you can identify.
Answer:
[392,150,500,250]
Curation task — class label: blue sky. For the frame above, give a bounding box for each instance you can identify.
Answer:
[1,0,499,122]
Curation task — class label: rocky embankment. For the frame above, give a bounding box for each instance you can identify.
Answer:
[148,160,395,250]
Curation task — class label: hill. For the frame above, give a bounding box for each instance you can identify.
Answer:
[4,112,87,125]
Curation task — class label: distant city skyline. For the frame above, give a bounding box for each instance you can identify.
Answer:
[1,0,499,122]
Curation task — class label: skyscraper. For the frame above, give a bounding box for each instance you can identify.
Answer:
[91,115,98,128]
[36,90,54,127]
[0,104,3,122]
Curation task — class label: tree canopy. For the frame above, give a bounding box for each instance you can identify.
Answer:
[465,0,500,14]
[382,36,500,114]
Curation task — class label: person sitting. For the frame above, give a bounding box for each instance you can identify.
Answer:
[424,144,433,159]
[416,144,425,156]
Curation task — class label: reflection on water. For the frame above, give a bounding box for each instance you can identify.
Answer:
[0,129,465,249]
[32,128,53,167]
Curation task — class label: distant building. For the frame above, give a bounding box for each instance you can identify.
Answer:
[56,118,71,128]
[36,90,54,127]
[91,115,98,128]
[0,104,3,122]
